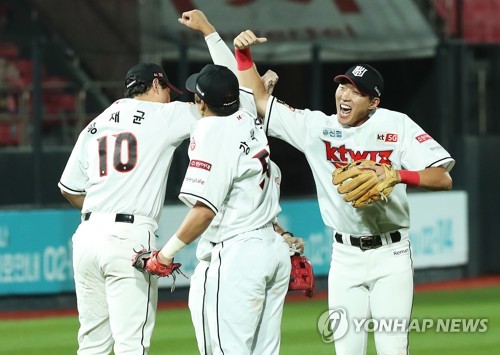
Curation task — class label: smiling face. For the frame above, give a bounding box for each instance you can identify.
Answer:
[335,82,380,127]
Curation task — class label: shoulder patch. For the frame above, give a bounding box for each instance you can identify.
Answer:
[415,133,433,143]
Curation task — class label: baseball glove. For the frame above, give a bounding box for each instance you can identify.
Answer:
[289,254,315,298]
[132,248,183,278]
[332,160,398,208]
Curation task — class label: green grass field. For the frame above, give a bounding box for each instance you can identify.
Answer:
[1,287,499,354]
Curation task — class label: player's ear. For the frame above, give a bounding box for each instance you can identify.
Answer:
[369,97,380,109]
[198,100,208,117]
[152,78,161,93]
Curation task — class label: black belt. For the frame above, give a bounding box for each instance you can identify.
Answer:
[335,231,401,251]
[82,212,135,224]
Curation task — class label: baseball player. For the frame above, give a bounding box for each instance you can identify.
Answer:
[188,160,305,355]
[233,31,455,355]
[57,21,251,352]
[176,10,303,354]
[58,62,198,354]
[137,63,292,355]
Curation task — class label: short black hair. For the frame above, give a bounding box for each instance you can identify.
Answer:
[123,78,168,98]
[206,100,240,117]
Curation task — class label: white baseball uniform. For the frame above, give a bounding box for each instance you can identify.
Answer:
[187,32,287,353]
[58,30,239,354]
[58,98,198,354]
[180,88,290,355]
[263,99,455,355]
[188,161,283,355]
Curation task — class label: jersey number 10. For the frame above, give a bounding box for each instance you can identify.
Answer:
[97,132,137,177]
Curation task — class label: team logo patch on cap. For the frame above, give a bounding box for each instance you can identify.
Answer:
[352,66,368,77]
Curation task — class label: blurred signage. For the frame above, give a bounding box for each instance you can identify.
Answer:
[0,210,79,295]
[0,191,468,295]
[408,191,468,268]
[141,0,438,63]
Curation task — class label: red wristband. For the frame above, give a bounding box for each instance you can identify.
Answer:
[235,48,254,71]
[398,170,420,186]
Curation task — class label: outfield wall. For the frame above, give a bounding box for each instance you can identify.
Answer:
[0,191,468,296]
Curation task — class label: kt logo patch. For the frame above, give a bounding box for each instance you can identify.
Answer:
[377,132,398,142]
[317,307,349,342]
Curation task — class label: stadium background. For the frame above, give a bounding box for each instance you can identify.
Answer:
[0,0,499,353]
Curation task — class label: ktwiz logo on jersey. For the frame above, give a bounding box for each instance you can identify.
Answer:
[323,141,393,168]
[189,160,212,171]
[376,133,398,142]
[323,128,343,139]
[416,133,433,143]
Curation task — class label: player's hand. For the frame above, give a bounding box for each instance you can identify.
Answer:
[156,250,173,265]
[178,9,215,36]
[358,163,387,180]
[234,30,267,50]
[283,234,305,255]
[132,249,179,277]
[260,70,279,95]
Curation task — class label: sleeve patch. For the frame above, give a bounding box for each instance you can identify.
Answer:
[189,160,212,171]
[415,133,433,143]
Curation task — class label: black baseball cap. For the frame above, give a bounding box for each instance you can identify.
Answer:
[334,64,384,97]
[125,62,182,98]
[185,64,239,107]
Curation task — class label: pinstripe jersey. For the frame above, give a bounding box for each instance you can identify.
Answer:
[263,98,455,235]
[179,89,280,243]
[58,98,199,222]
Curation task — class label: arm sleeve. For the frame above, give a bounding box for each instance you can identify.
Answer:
[58,133,88,194]
[179,123,234,213]
[238,88,258,117]
[263,96,311,152]
[400,115,455,172]
[163,101,200,146]
[205,32,237,74]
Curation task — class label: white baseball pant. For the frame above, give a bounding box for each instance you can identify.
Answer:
[72,213,158,354]
[205,226,291,355]
[329,236,413,355]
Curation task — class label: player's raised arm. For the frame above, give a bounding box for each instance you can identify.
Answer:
[234,30,269,118]
[260,69,279,95]
[178,9,237,74]
[178,9,215,36]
